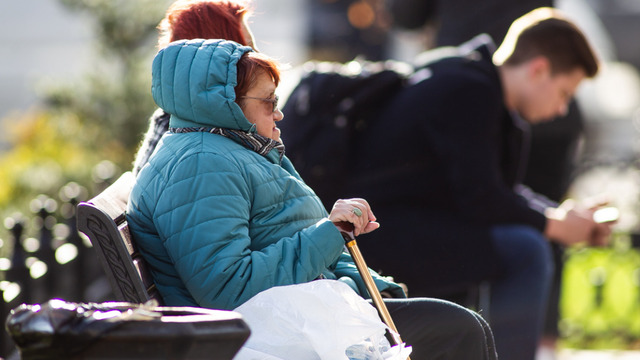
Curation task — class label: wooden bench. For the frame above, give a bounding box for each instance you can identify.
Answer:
[71,172,251,359]
[76,171,162,304]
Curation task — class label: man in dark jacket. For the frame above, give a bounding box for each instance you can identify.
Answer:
[387,1,587,357]
[339,8,612,360]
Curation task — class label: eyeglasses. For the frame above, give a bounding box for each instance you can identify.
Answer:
[240,95,279,113]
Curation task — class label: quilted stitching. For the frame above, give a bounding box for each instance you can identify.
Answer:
[128,39,404,310]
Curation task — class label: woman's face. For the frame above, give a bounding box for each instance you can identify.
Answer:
[241,70,284,141]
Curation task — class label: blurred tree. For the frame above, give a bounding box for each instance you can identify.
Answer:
[0,0,170,238]
[48,0,171,155]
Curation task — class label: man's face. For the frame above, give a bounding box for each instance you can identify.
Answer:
[519,63,586,124]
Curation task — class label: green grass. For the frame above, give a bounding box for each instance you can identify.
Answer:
[560,233,640,349]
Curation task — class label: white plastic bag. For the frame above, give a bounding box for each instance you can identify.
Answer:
[233,280,411,360]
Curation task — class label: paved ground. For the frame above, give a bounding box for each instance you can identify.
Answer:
[556,349,640,359]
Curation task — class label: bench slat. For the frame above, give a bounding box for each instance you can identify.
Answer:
[77,172,162,304]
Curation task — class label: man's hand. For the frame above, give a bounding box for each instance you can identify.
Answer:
[544,199,615,246]
[589,207,618,246]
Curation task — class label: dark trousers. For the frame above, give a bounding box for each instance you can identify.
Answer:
[489,225,554,360]
[383,298,498,360]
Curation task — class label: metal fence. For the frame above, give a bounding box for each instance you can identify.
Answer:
[0,182,112,357]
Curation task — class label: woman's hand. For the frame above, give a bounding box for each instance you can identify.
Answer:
[329,198,380,236]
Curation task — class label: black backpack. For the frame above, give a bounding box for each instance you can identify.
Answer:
[280,59,412,210]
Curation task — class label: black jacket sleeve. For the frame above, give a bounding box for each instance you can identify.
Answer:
[419,63,547,231]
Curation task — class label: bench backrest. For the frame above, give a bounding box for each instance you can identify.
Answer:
[76,172,163,304]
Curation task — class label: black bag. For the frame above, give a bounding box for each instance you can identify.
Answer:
[280,59,412,210]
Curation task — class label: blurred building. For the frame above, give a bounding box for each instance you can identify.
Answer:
[0,0,307,134]
[584,0,640,69]
[306,0,391,62]
[0,1,94,125]
[560,0,640,166]
[2,0,638,166]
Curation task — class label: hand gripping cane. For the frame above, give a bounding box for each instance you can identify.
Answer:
[335,221,409,357]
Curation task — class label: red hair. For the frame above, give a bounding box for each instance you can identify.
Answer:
[158,0,251,49]
[235,52,281,102]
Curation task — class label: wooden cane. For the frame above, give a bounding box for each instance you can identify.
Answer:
[335,221,408,355]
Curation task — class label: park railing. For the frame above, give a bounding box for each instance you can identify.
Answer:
[0,180,113,357]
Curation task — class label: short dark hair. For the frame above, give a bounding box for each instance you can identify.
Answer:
[495,7,599,78]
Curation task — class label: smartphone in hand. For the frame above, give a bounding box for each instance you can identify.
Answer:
[593,207,619,224]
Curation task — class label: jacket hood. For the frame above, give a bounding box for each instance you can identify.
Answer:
[151,39,255,132]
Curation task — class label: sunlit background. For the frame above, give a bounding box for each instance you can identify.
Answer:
[1,0,640,359]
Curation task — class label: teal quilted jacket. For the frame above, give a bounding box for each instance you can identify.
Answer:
[127,39,405,310]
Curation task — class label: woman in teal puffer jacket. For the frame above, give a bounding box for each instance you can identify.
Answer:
[128,39,497,359]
